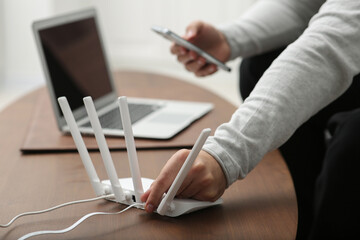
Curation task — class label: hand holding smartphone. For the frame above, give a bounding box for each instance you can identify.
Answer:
[151,25,231,72]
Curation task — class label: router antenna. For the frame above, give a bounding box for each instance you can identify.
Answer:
[57,97,105,196]
[157,128,211,215]
[83,97,126,202]
[118,97,144,203]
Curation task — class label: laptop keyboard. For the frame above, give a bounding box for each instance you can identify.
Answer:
[82,103,161,130]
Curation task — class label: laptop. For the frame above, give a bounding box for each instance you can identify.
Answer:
[32,8,213,139]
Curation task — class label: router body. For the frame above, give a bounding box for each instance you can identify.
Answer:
[102,178,222,217]
[58,96,222,217]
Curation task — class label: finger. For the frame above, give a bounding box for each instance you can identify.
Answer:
[144,149,189,212]
[143,175,174,213]
[193,178,225,202]
[173,149,193,194]
[195,64,218,77]
[140,187,151,202]
[176,156,206,198]
[177,180,199,199]
[185,21,204,41]
[171,44,187,56]
[193,188,221,202]
[177,160,209,198]
[177,52,197,64]
[178,178,221,201]
[185,57,207,73]
[176,175,193,196]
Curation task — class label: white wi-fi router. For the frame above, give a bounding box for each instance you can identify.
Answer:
[57,96,222,217]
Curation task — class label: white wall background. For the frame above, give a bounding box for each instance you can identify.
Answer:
[0,0,256,110]
[0,0,4,84]
[0,0,53,108]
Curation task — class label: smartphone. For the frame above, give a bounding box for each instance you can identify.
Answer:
[151,25,231,72]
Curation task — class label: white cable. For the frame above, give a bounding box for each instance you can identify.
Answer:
[0,194,114,228]
[18,203,144,240]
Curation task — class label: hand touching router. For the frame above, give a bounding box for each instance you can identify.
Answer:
[141,149,226,213]
[58,96,223,217]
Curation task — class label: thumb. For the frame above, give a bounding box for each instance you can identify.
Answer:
[184,21,203,41]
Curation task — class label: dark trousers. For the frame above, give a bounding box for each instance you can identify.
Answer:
[239,48,360,239]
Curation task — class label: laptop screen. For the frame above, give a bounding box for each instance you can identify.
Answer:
[38,17,113,115]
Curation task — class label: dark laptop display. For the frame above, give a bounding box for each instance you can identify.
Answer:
[39,17,112,115]
[33,8,213,139]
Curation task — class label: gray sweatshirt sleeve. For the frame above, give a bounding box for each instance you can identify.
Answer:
[203,0,360,186]
[218,0,324,59]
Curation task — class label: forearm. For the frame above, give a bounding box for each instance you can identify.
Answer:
[205,0,360,186]
[218,0,324,59]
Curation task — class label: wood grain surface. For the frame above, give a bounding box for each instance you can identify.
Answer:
[0,71,297,239]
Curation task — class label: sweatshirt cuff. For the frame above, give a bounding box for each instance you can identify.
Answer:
[202,137,243,188]
[217,23,243,61]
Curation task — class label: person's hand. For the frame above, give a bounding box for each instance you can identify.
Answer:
[140,149,227,213]
[171,21,231,77]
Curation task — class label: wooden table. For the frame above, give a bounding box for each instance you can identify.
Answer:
[0,71,297,239]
